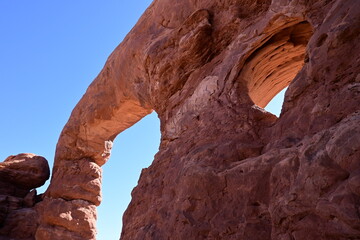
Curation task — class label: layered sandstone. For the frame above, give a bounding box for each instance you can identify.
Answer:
[4,0,359,239]
[0,154,49,240]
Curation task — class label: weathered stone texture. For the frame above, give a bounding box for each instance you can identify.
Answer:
[4,0,360,239]
[0,154,49,240]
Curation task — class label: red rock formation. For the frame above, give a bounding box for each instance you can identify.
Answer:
[20,0,360,239]
[0,153,49,240]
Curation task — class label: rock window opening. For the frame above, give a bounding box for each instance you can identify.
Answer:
[240,21,313,116]
[96,112,161,240]
[264,87,287,117]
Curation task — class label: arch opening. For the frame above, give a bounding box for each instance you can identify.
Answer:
[241,21,313,111]
[264,87,287,117]
[96,112,161,239]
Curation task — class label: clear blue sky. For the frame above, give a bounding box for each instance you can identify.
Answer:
[0,1,284,239]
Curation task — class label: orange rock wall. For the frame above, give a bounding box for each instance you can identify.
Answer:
[3,0,360,239]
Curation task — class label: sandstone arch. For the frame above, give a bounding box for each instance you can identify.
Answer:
[34,0,360,239]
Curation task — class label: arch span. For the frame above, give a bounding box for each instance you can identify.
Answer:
[36,22,155,239]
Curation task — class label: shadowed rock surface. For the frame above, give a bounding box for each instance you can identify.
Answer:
[2,0,360,239]
[0,154,49,240]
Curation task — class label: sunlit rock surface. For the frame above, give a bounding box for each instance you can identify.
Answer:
[4,0,360,239]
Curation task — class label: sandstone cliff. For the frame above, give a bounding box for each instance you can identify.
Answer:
[2,0,360,239]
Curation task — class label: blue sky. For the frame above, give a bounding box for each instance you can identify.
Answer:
[0,1,284,239]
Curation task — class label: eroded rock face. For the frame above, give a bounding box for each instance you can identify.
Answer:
[0,153,50,240]
[0,154,49,192]
[29,0,360,239]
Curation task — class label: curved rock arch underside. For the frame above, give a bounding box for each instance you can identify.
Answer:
[1,0,360,239]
